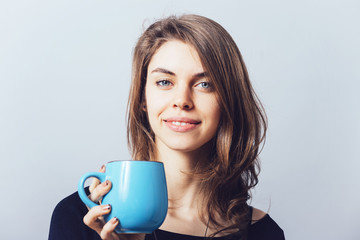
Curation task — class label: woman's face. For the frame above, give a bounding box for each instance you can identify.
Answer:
[145,40,221,154]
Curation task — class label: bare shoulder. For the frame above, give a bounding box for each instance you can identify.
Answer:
[251,207,267,223]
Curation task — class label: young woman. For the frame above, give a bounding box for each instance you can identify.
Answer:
[49,14,285,240]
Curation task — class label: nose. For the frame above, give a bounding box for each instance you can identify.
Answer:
[173,86,194,110]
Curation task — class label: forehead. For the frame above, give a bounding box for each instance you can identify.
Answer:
[147,40,204,74]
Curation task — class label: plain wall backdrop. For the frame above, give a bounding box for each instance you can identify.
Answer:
[0,0,359,239]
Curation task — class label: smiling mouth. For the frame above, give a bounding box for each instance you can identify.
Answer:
[163,119,201,132]
[164,119,201,125]
[168,121,195,126]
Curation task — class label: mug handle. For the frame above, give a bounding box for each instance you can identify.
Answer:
[78,172,106,208]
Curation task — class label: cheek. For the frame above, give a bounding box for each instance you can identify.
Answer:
[205,98,221,123]
[210,108,221,128]
[145,92,169,127]
[209,105,221,140]
[146,96,162,117]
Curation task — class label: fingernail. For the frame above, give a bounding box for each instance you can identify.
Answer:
[102,180,107,186]
[100,165,105,171]
[112,217,119,223]
[103,180,109,186]
[103,204,111,211]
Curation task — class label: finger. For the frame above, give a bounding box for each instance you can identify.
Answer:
[89,180,112,203]
[83,204,112,233]
[100,217,119,240]
[89,165,106,193]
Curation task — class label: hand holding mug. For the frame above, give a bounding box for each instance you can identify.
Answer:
[78,160,168,235]
[82,165,118,239]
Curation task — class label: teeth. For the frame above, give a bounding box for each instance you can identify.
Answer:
[171,121,190,126]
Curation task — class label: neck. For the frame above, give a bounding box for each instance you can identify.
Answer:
[153,141,211,214]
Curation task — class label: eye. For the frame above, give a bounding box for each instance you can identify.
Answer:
[156,79,172,87]
[197,81,212,89]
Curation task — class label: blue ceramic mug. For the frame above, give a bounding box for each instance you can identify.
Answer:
[78,160,168,233]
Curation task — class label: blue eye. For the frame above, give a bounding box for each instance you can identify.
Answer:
[198,82,211,89]
[156,80,172,87]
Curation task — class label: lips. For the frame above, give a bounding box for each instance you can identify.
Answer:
[163,117,200,132]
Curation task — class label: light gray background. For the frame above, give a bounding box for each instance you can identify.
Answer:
[0,0,359,239]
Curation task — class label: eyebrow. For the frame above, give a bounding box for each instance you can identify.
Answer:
[151,68,175,76]
[150,67,208,79]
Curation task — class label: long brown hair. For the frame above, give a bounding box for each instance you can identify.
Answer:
[127,14,267,237]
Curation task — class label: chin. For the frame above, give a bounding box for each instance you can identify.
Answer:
[166,139,212,153]
[168,144,200,153]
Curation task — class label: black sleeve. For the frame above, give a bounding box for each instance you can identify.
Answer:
[248,215,285,240]
[48,188,101,240]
